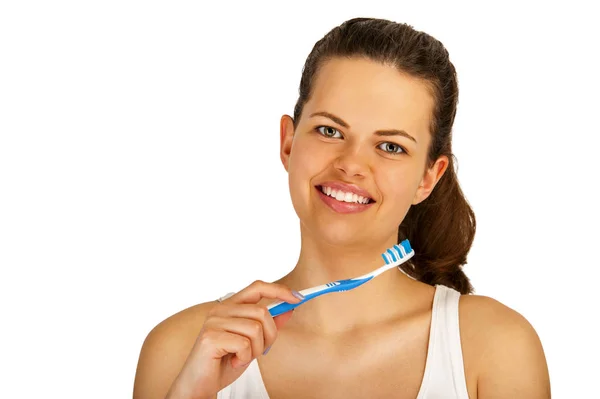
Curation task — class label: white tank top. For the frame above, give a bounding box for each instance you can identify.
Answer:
[217,284,469,398]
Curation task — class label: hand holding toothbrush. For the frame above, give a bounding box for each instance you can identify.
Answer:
[165,281,304,399]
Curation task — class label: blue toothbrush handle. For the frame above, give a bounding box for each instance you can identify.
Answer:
[268,239,414,317]
[267,276,373,317]
[267,301,302,317]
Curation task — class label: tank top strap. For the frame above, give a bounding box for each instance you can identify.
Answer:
[417,284,469,398]
[216,291,236,303]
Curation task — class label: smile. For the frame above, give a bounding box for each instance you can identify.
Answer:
[315,185,375,214]
[318,185,373,204]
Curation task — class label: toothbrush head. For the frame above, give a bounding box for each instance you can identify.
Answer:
[381,239,413,265]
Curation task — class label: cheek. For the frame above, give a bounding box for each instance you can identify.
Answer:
[289,136,328,178]
[287,137,322,205]
[378,167,422,207]
[389,185,414,206]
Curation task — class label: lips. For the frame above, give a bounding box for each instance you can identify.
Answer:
[315,186,375,214]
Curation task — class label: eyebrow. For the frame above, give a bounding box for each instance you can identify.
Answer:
[309,111,418,144]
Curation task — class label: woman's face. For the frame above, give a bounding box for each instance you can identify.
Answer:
[280,56,448,247]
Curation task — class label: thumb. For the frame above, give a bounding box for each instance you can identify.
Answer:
[273,309,294,330]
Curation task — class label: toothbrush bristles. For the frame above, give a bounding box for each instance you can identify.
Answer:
[381,239,413,265]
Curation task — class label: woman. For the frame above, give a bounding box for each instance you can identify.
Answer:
[133,17,550,398]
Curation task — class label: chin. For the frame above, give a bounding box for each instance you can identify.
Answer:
[303,218,370,247]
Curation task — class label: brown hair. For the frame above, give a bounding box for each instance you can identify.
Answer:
[292,17,476,294]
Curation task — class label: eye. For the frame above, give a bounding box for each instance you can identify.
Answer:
[377,142,407,155]
[316,126,342,138]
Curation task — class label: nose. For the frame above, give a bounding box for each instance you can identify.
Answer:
[333,145,370,178]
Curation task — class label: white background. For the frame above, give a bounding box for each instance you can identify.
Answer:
[1,1,598,397]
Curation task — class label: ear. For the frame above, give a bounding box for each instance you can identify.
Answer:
[280,114,295,172]
[412,155,449,205]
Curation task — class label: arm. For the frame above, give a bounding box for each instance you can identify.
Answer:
[466,296,551,398]
[133,302,216,399]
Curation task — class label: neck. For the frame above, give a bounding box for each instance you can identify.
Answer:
[276,228,427,336]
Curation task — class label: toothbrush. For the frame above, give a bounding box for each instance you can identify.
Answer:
[267,239,415,317]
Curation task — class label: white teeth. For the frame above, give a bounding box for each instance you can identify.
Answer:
[320,186,371,204]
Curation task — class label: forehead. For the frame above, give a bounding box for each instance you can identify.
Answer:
[304,57,435,144]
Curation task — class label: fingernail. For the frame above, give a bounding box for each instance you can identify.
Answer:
[263,345,272,355]
[292,290,305,300]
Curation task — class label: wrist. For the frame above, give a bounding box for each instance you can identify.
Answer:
[165,378,215,399]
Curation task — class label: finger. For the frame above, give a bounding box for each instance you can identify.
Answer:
[198,329,253,368]
[209,304,278,349]
[228,280,304,305]
[203,316,266,360]
[273,309,295,330]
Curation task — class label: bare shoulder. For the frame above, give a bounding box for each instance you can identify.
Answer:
[459,293,551,398]
[133,300,219,399]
